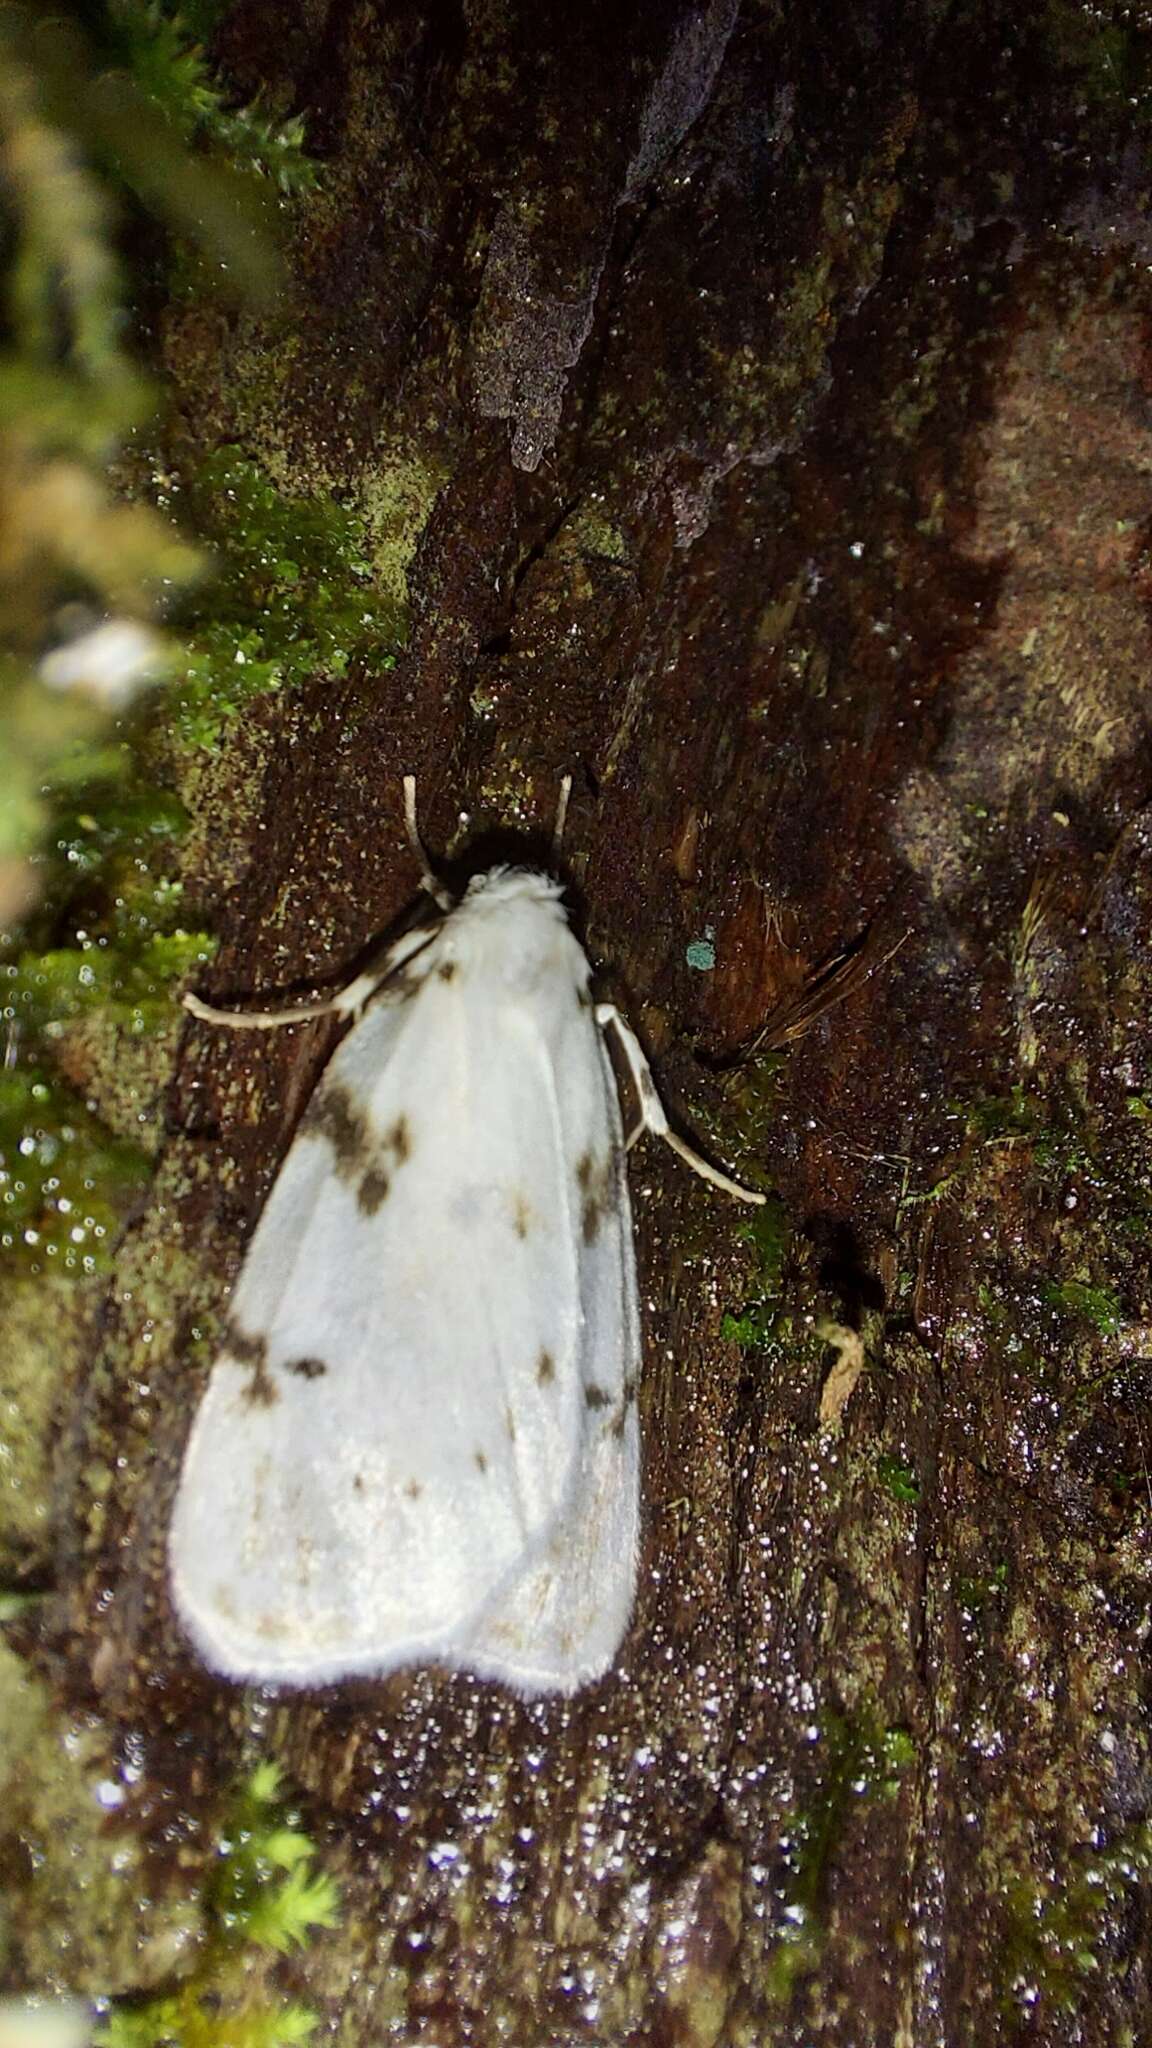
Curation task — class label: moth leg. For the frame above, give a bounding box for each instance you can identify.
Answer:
[183,990,346,1031]
[184,926,437,1032]
[402,774,455,910]
[330,925,438,1015]
[596,1003,765,1205]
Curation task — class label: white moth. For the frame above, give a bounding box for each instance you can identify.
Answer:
[169,780,762,1695]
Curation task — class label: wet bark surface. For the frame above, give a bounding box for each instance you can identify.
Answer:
[12,1,1152,2042]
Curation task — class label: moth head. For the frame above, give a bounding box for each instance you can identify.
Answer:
[460,867,567,915]
[445,867,578,987]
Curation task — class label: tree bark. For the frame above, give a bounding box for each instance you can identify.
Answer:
[13,1,1152,2042]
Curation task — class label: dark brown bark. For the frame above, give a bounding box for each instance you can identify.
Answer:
[11,1,1152,2041]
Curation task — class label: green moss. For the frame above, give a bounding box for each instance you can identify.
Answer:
[1,768,213,1275]
[721,1195,792,1349]
[999,1820,1152,2016]
[11,927,204,1033]
[876,1454,920,1506]
[765,1708,915,2002]
[97,1760,340,2048]
[1042,1278,1123,1338]
[172,448,399,753]
[745,1196,791,1289]
[0,1067,149,1275]
[962,1087,1081,1171]
[906,1086,1097,1210]
[106,0,318,197]
[720,1306,774,1348]
[955,1560,1009,1613]
[0,0,311,905]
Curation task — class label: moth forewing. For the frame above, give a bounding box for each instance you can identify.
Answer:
[170,873,638,1691]
[171,854,761,1695]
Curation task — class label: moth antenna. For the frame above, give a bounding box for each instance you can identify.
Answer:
[402,774,454,910]
[553,774,573,858]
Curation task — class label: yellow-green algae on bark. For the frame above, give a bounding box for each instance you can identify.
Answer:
[0,1636,200,1997]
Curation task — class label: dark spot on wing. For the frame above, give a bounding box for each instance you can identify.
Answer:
[611,1376,639,1439]
[224,1319,265,1369]
[359,1166,390,1214]
[474,1449,489,1473]
[404,1479,423,1500]
[286,1356,328,1380]
[511,1192,532,1238]
[437,958,458,982]
[225,1320,278,1406]
[305,1083,415,1214]
[359,1115,413,1211]
[352,1472,364,1491]
[537,1349,556,1386]
[504,1405,517,1441]
[579,1151,616,1243]
[302,1081,371,1176]
[584,1384,611,1410]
